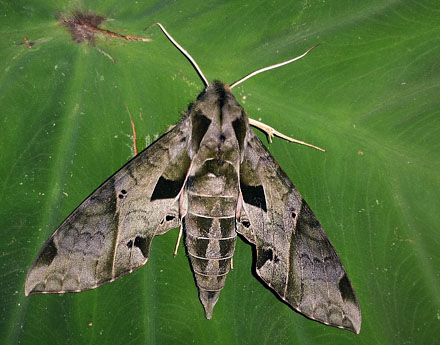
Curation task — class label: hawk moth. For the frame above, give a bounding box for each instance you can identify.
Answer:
[25,23,361,334]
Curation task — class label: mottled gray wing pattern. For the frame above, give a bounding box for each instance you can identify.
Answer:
[237,130,361,333]
[25,117,191,296]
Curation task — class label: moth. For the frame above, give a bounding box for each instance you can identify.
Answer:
[26,23,361,333]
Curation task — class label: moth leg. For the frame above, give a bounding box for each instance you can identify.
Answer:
[173,226,183,257]
[248,118,325,152]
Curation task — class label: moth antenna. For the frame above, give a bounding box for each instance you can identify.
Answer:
[230,44,320,89]
[144,23,209,87]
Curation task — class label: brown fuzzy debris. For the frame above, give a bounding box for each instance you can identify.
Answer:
[58,11,152,45]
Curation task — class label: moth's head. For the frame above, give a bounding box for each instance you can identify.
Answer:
[199,80,230,98]
[193,80,246,123]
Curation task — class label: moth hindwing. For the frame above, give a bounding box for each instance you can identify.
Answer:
[26,23,361,334]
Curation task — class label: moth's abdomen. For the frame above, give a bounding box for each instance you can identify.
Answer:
[184,211,237,319]
[184,159,238,319]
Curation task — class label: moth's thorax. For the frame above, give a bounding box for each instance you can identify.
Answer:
[189,81,248,163]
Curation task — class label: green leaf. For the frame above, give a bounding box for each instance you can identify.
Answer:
[1,1,439,344]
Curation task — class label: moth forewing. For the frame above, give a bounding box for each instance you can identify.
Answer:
[25,119,191,295]
[26,23,361,334]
